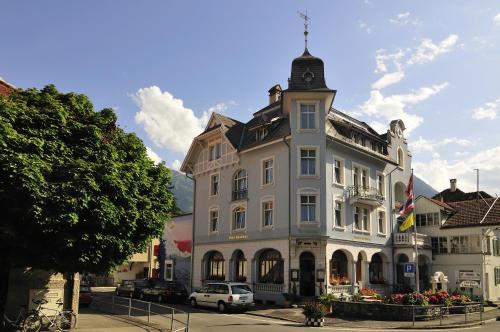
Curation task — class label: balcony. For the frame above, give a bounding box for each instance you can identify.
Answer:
[394,233,431,248]
[232,189,248,201]
[347,186,384,206]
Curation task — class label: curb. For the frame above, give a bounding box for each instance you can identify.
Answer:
[245,311,498,329]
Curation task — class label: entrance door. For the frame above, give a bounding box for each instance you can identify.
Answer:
[300,252,315,297]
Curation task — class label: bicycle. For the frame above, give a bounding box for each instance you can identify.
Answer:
[2,303,41,332]
[24,299,77,331]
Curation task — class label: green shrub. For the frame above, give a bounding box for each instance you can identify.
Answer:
[303,301,326,319]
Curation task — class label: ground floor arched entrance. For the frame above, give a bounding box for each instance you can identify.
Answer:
[299,251,315,296]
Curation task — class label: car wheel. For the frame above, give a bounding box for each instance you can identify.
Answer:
[157,295,163,303]
[217,301,226,313]
[190,298,197,308]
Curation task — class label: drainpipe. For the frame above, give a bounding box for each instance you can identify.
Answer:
[186,172,196,293]
[283,136,291,298]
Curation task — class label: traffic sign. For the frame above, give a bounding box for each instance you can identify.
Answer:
[404,263,415,277]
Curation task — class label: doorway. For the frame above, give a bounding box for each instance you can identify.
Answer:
[300,252,315,297]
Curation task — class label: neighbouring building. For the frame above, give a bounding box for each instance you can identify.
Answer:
[181,43,424,304]
[162,213,193,291]
[112,239,159,284]
[415,179,500,302]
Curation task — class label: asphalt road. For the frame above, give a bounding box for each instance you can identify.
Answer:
[90,292,500,332]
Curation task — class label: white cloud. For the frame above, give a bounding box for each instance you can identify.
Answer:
[414,146,500,194]
[494,13,500,26]
[146,146,163,164]
[410,136,474,154]
[374,49,405,74]
[471,98,500,120]
[389,12,421,26]
[371,71,405,90]
[407,34,459,65]
[368,121,387,134]
[170,160,182,171]
[359,83,448,134]
[358,20,372,34]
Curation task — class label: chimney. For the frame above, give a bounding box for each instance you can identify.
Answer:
[450,179,457,192]
[268,84,282,105]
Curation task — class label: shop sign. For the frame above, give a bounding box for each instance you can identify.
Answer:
[460,280,480,288]
[459,272,480,281]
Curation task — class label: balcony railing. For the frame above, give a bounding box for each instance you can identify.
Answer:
[254,283,284,293]
[328,284,353,294]
[232,189,248,201]
[347,186,384,206]
[394,232,430,248]
[193,151,239,175]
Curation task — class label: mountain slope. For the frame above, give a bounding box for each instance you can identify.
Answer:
[414,175,438,197]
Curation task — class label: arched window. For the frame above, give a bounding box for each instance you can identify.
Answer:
[233,170,248,200]
[232,207,246,230]
[330,250,349,283]
[258,249,284,284]
[397,147,404,168]
[233,250,247,282]
[207,251,225,281]
[369,253,384,284]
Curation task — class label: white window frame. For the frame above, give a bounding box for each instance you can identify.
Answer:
[353,204,371,234]
[230,202,247,233]
[333,197,345,230]
[261,156,275,187]
[297,146,320,178]
[208,206,219,234]
[377,209,387,236]
[376,171,385,197]
[333,156,345,187]
[209,172,220,197]
[296,100,320,132]
[297,188,320,226]
[260,195,275,230]
[352,162,370,189]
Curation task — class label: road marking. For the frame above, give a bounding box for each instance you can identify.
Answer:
[226,313,299,325]
[317,326,483,331]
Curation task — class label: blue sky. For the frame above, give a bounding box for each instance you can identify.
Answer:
[1,0,500,193]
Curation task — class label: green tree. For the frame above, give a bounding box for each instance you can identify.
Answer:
[0,85,175,316]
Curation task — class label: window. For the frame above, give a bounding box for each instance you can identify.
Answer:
[209,145,215,161]
[234,250,247,282]
[353,167,359,187]
[371,141,376,151]
[300,103,316,129]
[209,209,219,232]
[361,169,368,188]
[210,174,219,196]
[263,201,273,227]
[377,174,385,196]
[256,128,268,141]
[300,148,317,176]
[397,147,404,168]
[495,267,500,285]
[258,249,284,284]
[232,207,246,231]
[378,210,386,234]
[354,206,360,230]
[431,237,448,254]
[232,170,248,200]
[334,201,343,228]
[263,159,274,185]
[416,213,440,227]
[300,195,316,223]
[494,239,500,256]
[362,208,369,231]
[216,143,221,159]
[208,143,221,161]
[450,235,481,254]
[334,159,344,184]
[206,251,225,280]
[165,260,174,281]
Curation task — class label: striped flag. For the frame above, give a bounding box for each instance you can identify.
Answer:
[398,174,415,232]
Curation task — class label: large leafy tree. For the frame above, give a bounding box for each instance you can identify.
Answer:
[0,85,175,314]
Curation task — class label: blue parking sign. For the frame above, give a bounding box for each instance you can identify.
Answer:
[404,263,415,273]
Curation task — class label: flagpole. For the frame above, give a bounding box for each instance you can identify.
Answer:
[412,169,420,293]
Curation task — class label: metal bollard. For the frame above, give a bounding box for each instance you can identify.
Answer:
[128,297,132,317]
[148,302,151,323]
[480,304,483,324]
[112,295,115,314]
[171,308,174,330]
[464,304,467,323]
[412,306,415,327]
[186,312,190,332]
[440,306,443,326]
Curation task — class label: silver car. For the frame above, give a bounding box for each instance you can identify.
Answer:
[189,282,254,313]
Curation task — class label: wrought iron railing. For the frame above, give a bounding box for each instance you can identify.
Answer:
[232,189,248,201]
[254,283,284,293]
[347,186,384,202]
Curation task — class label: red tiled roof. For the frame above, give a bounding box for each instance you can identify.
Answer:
[441,198,500,229]
[0,79,15,97]
[428,197,454,211]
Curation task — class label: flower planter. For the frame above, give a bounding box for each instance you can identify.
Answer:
[305,317,325,327]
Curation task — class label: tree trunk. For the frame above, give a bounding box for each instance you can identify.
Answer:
[0,259,11,332]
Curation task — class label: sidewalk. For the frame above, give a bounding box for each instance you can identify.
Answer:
[77,308,169,332]
[246,306,500,329]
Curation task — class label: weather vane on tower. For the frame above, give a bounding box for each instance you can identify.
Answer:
[298,10,310,51]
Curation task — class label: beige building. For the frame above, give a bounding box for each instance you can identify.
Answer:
[113,239,159,284]
[414,181,500,302]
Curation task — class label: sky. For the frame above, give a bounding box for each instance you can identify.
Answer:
[1,0,500,194]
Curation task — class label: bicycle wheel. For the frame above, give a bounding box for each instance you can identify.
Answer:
[21,313,42,332]
[55,311,77,331]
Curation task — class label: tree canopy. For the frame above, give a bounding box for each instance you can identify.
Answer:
[0,85,175,274]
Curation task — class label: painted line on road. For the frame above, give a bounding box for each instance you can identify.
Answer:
[227,313,300,325]
[317,326,483,332]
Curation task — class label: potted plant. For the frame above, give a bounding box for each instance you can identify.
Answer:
[303,301,326,327]
[318,294,337,313]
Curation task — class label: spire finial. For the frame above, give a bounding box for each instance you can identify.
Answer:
[298,10,310,51]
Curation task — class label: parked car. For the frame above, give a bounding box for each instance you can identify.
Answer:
[115,279,148,298]
[79,284,93,307]
[140,279,188,303]
[189,282,254,313]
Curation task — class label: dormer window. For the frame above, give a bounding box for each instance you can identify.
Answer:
[256,128,268,141]
[209,143,222,161]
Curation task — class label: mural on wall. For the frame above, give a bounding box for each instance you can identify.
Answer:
[163,214,192,290]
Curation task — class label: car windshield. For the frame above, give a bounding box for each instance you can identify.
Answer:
[231,285,251,294]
